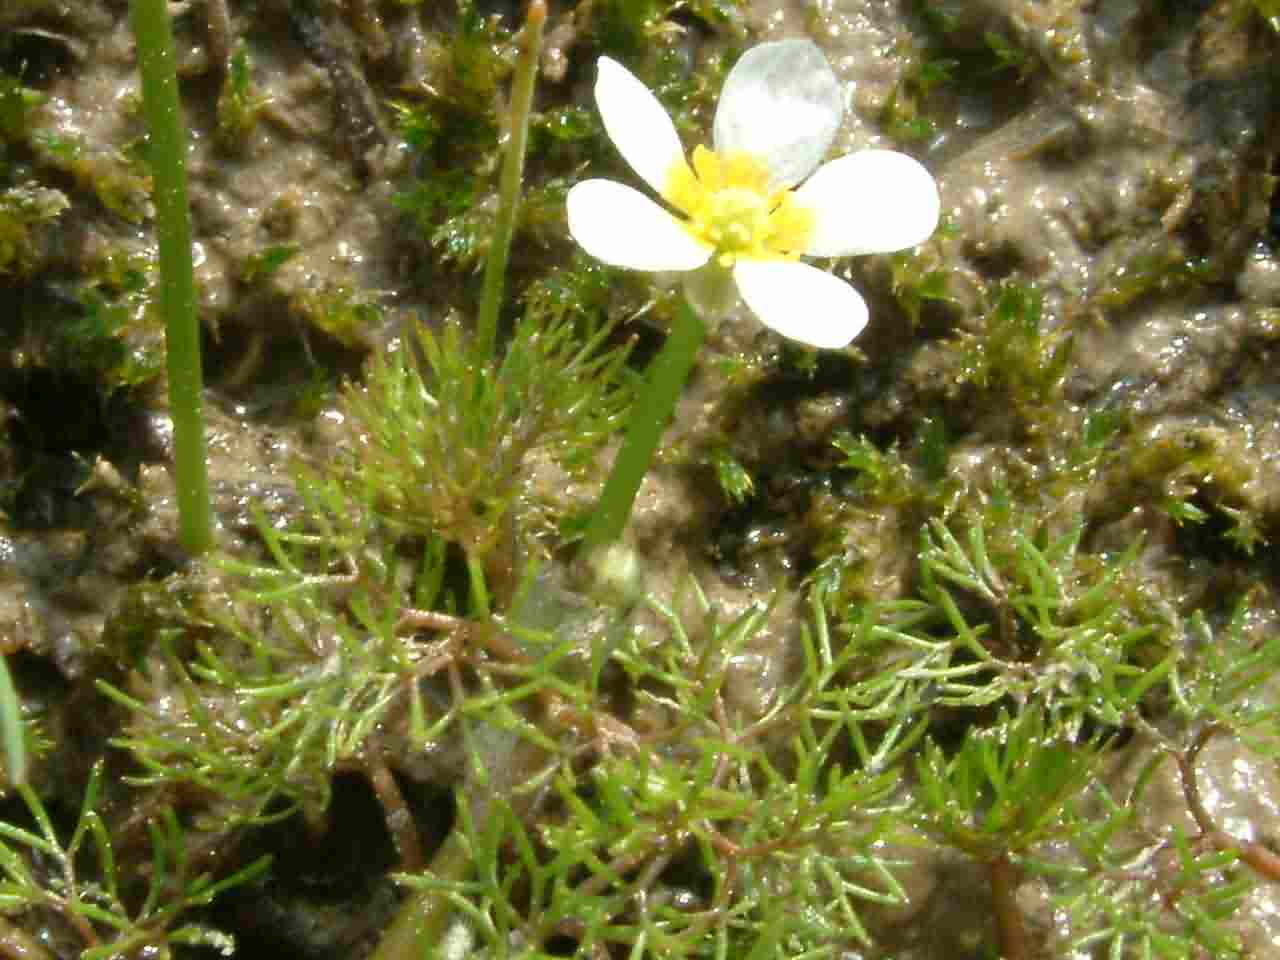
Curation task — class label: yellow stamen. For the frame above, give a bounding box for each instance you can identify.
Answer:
[664,145,814,265]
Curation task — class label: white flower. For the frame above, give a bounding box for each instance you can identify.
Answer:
[565,40,941,349]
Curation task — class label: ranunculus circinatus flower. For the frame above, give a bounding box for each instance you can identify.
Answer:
[565,40,941,349]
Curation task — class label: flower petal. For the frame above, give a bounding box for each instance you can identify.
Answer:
[713,39,844,189]
[793,150,940,257]
[732,259,868,349]
[595,57,690,198]
[567,179,712,272]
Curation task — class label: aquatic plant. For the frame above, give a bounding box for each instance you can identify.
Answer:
[393,584,906,958]
[0,763,268,958]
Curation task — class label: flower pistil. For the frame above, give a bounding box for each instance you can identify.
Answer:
[665,145,815,266]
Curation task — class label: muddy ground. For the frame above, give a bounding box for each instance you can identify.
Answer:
[1,0,1280,958]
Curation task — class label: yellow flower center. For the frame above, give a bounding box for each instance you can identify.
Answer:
[664,145,815,267]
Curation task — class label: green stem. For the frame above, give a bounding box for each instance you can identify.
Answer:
[0,656,25,786]
[132,0,212,555]
[366,828,472,960]
[583,298,706,551]
[475,0,545,362]
[467,550,491,619]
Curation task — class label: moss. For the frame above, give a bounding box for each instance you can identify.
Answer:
[957,284,1068,403]
[214,44,271,154]
[29,130,149,223]
[880,57,957,145]
[895,278,1077,460]
[235,241,299,285]
[1247,0,1280,30]
[0,74,42,143]
[289,281,382,349]
[587,0,670,59]
[883,0,1046,146]
[400,1,511,165]
[1093,246,1218,313]
[1108,417,1276,559]
[706,447,754,504]
[3,245,164,394]
[0,181,66,276]
[885,219,964,326]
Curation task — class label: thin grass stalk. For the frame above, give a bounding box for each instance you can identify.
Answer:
[132,0,212,554]
[475,0,546,362]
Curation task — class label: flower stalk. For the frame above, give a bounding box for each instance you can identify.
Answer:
[132,0,212,554]
[582,298,706,552]
[475,0,545,363]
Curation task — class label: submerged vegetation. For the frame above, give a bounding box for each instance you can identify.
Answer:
[0,0,1277,958]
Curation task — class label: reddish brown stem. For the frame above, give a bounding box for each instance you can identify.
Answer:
[1177,726,1220,837]
[1178,727,1280,882]
[1206,830,1280,881]
[365,754,425,871]
[989,853,1028,960]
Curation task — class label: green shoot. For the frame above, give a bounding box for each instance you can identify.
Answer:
[914,709,1103,858]
[130,0,211,554]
